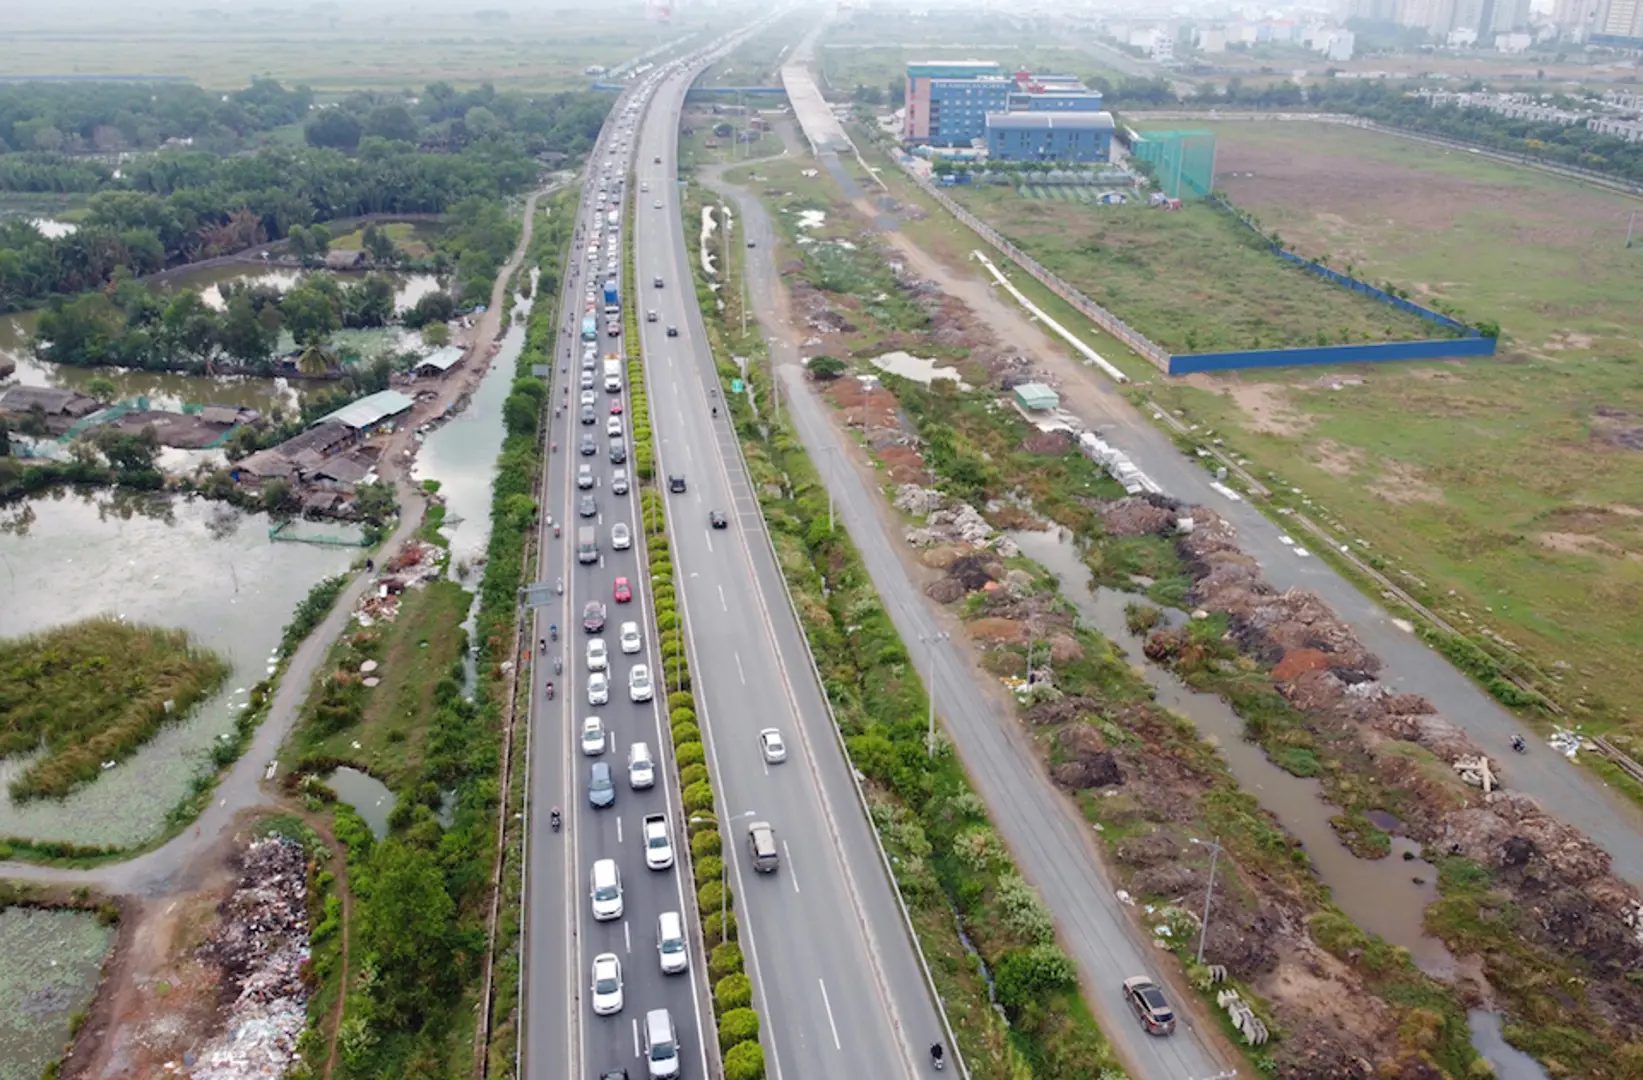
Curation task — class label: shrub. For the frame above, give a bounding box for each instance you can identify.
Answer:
[698,879,730,915]
[668,692,695,713]
[994,944,1077,1018]
[675,741,705,768]
[691,828,722,858]
[723,1039,765,1080]
[710,939,744,980]
[997,872,1056,946]
[683,780,714,812]
[695,854,724,886]
[656,611,680,632]
[718,1006,761,1051]
[679,763,709,789]
[703,908,737,947]
[672,722,700,746]
[714,972,753,1014]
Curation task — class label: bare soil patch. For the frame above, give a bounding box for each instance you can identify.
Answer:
[1366,460,1444,506]
[1310,439,1364,478]
[1183,374,1313,437]
[1537,532,1639,561]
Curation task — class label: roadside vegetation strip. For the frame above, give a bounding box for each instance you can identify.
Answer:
[0,617,229,803]
[676,180,1124,1080]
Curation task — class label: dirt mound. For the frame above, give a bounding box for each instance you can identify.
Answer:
[949,553,1000,591]
[1023,695,1106,727]
[1020,430,1073,456]
[925,577,967,604]
[1128,862,1203,899]
[1052,726,1125,789]
[1115,830,1181,868]
[969,617,1024,643]
[918,544,966,570]
[1101,496,1178,538]
[1272,647,1333,681]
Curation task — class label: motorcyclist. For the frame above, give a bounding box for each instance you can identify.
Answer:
[549,624,559,642]
[556,576,565,595]
[553,655,563,674]
[930,1042,944,1068]
[1511,734,1526,753]
[546,680,555,699]
[550,806,562,831]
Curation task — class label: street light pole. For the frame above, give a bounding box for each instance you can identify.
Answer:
[1190,836,1223,965]
[920,631,950,757]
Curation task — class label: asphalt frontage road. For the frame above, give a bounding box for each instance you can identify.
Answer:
[629,51,955,1080]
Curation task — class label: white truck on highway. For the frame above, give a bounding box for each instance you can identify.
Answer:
[603,357,623,393]
[606,209,619,227]
[642,814,674,870]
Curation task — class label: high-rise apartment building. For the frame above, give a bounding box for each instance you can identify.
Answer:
[1594,0,1643,39]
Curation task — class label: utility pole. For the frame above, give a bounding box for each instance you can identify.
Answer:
[920,631,950,756]
[1191,836,1223,965]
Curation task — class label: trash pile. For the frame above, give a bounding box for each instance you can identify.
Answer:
[355,539,444,625]
[895,484,1018,555]
[1170,503,1643,1003]
[1100,496,1179,538]
[191,836,312,1080]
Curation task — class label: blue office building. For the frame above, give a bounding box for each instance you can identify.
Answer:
[905,60,1106,151]
[986,112,1116,164]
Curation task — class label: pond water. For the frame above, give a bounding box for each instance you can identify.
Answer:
[30,218,78,239]
[870,350,971,389]
[0,906,116,1080]
[0,266,444,417]
[325,767,396,841]
[0,492,356,847]
[1468,1010,1552,1080]
[1008,526,1457,977]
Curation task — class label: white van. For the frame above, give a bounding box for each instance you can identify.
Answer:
[656,911,689,974]
[590,859,623,921]
[644,1008,681,1078]
[628,741,655,789]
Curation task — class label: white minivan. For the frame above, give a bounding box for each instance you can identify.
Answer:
[656,910,689,974]
[590,858,623,921]
[628,741,655,789]
[644,1008,681,1078]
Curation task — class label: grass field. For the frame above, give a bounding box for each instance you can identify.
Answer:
[947,182,1445,353]
[1136,121,1643,752]
[695,10,819,88]
[0,2,752,90]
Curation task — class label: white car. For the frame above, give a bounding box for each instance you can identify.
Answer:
[588,671,610,705]
[590,858,623,921]
[628,664,654,703]
[611,522,632,550]
[581,716,606,756]
[586,637,608,672]
[619,621,642,654]
[629,741,655,789]
[580,389,597,408]
[758,727,787,764]
[606,416,623,438]
[642,813,674,870]
[591,953,624,1015]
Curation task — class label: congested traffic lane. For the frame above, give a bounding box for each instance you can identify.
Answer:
[628,60,953,1080]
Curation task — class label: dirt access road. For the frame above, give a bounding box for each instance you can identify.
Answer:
[0,183,556,897]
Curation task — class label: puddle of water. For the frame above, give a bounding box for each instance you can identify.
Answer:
[0,906,116,1078]
[412,289,534,573]
[871,350,971,390]
[0,493,356,846]
[1467,1011,1552,1080]
[325,767,396,840]
[1008,526,1456,976]
[30,218,78,239]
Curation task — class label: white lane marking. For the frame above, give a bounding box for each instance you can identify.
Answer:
[784,842,798,893]
[818,978,841,1050]
[632,1018,640,1058]
[624,920,632,954]
[704,532,714,554]
[616,817,623,844]
[735,651,746,686]
[718,585,727,612]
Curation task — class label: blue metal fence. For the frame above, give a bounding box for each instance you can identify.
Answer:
[1169,335,1497,375]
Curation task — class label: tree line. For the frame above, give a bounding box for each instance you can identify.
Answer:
[0,78,612,312]
[0,78,313,156]
[32,272,453,375]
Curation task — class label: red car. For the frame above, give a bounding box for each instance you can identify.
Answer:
[609,399,624,415]
[613,577,632,603]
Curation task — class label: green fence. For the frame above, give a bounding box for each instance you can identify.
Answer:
[1130,129,1217,201]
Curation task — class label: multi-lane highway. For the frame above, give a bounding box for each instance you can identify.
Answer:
[625,53,957,1080]
[524,62,709,1080]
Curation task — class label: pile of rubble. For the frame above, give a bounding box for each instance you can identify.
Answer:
[1100,496,1179,538]
[355,538,444,625]
[191,836,312,1080]
[1170,503,1643,1016]
[895,484,1020,559]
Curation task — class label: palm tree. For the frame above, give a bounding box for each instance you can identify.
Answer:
[296,342,335,377]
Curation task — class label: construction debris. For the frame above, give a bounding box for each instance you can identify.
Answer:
[190,836,311,1080]
[1452,754,1497,793]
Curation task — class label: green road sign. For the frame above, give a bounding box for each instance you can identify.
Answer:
[731,379,744,393]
